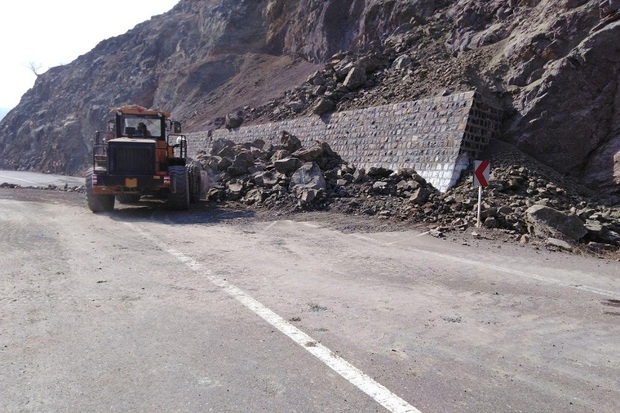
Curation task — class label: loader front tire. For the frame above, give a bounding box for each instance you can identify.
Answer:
[86,169,115,213]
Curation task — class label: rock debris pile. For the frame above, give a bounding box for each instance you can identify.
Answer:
[0,182,83,192]
[196,133,620,254]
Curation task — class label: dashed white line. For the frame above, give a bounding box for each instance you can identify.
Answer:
[128,223,421,413]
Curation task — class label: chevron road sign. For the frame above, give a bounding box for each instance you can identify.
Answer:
[473,160,490,227]
[473,160,490,187]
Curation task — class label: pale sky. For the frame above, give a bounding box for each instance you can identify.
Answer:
[0,0,180,110]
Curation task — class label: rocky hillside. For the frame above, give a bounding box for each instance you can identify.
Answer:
[0,0,618,199]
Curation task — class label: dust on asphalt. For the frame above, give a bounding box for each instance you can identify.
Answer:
[3,187,618,263]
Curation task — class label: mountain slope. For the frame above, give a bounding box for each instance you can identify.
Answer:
[0,0,618,198]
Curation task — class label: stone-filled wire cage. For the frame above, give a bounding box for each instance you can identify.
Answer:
[187,91,502,192]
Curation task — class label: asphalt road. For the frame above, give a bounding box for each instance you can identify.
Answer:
[0,170,84,188]
[1,187,619,412]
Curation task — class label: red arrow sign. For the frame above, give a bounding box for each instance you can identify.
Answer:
[474,160,490,187]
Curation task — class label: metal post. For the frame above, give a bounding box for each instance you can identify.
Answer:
[476,186,482,228]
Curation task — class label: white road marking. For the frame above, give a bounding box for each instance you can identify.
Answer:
[128,223,421,413]
[351,234,618,298]
[297,221,321,228]
[263,221,279,232]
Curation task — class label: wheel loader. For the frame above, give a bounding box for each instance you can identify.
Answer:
[86,105,201,213]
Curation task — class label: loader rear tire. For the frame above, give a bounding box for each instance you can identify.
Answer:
[187,160,202,203]
[167,165,189,210]
[86,169,115,213]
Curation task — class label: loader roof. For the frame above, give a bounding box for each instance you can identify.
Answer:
[111,105,171,118]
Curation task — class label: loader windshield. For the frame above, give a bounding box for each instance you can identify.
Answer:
[122,116,162,139]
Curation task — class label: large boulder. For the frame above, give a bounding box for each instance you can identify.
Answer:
[227,151,255,176]
[312,97,335,115]
[211,138,235,156]
[409,187,431,205]
[270,149,291,162]
[307,70,326,86]
[525,205,588,241]
[585,219,620,245]
[293,146,324,163]
[226,181,245,201]
[342,66,366,90]
[274,157,302,174]
[289,162,326,192]
[253,170,279,187]
[225,111,244,130]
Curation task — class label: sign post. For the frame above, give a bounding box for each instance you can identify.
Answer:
[473,160,490,228]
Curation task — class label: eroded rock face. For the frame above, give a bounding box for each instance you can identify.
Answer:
[508,21,620,187]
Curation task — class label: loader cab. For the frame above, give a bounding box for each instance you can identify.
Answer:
[115,113,165,140]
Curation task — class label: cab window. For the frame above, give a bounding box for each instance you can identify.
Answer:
[123,117,161,138]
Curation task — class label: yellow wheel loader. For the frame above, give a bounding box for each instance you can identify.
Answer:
[86,105,201,213]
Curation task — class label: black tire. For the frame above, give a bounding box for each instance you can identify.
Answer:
[167,165,190,210]
[187,160,202,203]
[85,169,115,213]
[116,194,142,204]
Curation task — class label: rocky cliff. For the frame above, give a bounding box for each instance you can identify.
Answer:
[0,0,618,199]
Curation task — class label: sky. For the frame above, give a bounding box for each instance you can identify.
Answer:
[0,0,180,110]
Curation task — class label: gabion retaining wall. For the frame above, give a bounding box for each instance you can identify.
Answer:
[186,91,502,192]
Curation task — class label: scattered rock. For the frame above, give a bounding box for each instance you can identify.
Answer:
[392,55,412,70]
[225,111,244,130]
[280,131,302,153]
[546,238,573,252]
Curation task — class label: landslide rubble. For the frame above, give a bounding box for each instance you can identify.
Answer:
[214,0,620,200]
[0,182,84,192]
[196,133,620,256]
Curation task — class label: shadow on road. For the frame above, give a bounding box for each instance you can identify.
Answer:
[106,199,256,225]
